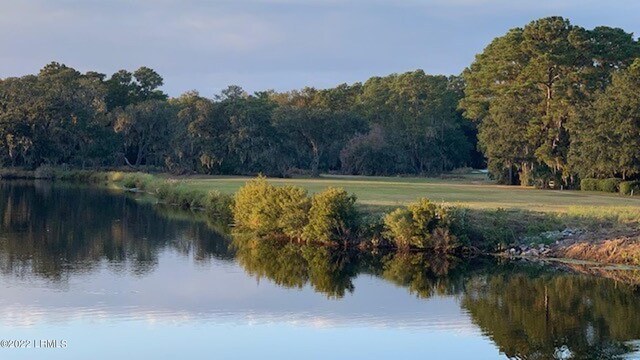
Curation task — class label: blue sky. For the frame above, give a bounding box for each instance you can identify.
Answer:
[1,0,639,96]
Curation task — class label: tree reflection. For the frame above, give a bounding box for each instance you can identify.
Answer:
[233,236,364,298]
[462,268,640,359]
[380,252,466,298]
[0,181,231,281]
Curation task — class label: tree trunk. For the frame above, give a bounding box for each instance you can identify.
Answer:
[508,163,514,185]
[135,142,147,167]
[311,143,320,177]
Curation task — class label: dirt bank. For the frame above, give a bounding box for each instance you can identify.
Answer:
[551,231,640,266]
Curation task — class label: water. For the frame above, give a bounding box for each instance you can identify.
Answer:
[1,181,639,360]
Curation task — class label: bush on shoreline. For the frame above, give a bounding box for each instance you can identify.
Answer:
[302,188,359,244]
[383,198,458,252]
[233,177,310,239]
[233,179,362,244]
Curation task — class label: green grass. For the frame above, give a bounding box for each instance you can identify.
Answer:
[171,173,640,214]
[166,173,640,251]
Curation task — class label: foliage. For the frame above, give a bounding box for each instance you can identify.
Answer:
[620,181,640,196]
[233,176,310,239]
[460,17,640,186]
[358,71,480,174]
[302,187,359,244]
[570,59,640,180]
[580,178,622,193]
[0,62,478,177]
[233,176,284,235]
[339,125,397,176]
[1,18,639,181]
[202,190,234,223]
[273,102,364,177]
[580,178,599,191]
[383,198,457,252]
[599,178,622,193]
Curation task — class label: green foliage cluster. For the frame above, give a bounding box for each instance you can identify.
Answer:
[233,177,310,239]
[581,178,622,193]
[233,178,361,244]
[383,198,457,252]
[600,178,622,193]
[302,188,359,244]
[620,181,640,196]
[580,179,599,191]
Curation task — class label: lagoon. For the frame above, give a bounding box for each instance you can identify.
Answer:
[0,181,639,359]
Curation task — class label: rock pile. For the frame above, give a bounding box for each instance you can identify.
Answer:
[506,228,583,257]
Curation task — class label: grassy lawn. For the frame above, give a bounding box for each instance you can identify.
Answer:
[172,173,640,214]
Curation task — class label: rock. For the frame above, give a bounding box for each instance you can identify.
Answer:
[554,345,573,360]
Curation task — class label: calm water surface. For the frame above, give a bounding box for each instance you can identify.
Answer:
[1,181,639,360]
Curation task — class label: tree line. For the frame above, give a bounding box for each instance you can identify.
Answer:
[1,16,639,184]
[0,64,480,177]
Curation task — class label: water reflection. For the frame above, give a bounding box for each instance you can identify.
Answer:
[1,181,639,359]
[0,181,231,281]
[463,269,640,359]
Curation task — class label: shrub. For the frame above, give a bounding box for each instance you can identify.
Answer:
[154,180,174,200]
[382,208,415,249]
[580,178,598,191]
[276,186,311,239]
[234,177,282,235]
[581,178,623,193]
[620,181,640,195]
[161,185,203,208]
[599,178,622,193]
[233,176,310,239]
[302,187,359,244]
[108,172,125,182]
[203,190,234,223]
[34,165,55,179]
[383,198,457,252]
[121,173,155,190]
[122,173,139,189]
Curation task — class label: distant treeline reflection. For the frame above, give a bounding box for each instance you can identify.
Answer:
[0,181,232,280]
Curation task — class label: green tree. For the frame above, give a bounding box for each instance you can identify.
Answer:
[359,71,474,174]
[273,103,363,177]
[569,59,640,180]
[461,17,640,185]
[0,62,110,167]
[113,100,177,167]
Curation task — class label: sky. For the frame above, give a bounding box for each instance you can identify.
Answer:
[1,0,640,96]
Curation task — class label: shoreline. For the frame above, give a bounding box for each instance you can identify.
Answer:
[1,167,639,269]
